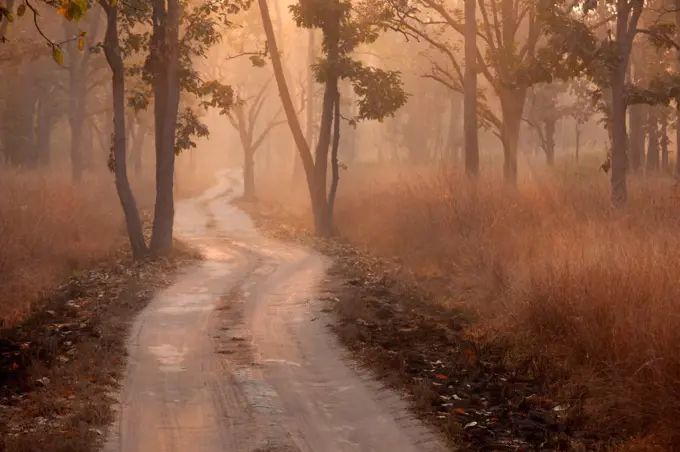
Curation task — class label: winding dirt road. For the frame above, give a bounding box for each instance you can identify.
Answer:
[104,170,446,452]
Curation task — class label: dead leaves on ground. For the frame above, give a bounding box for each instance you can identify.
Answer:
[0,243,198,451]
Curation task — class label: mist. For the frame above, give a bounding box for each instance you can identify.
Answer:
[2,0,680,450]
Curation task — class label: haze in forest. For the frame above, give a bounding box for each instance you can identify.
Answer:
[2,0,680,450]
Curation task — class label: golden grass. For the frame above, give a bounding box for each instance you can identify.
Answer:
[259,163,680,447]
[0,171,124,325]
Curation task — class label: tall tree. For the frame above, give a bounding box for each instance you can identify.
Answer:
[259,0,407,235]
[464,0,478,175]
[99,0,146,259]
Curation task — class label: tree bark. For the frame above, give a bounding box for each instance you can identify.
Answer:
[646,107,659,171]
[660,109,669,170]
[629,103,645,171]
[100,1,147,259]
[611,68,628,204]
[463,0,479,176]
[327,91,340,230]
[500,90,525,184]
[149,0,181,256]
[34,94,53,168]
[544,118,556,166]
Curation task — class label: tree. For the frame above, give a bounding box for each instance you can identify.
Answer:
[99,0,146,259]
[220,80,286,200]
[259,0,407,236]
[532,0,675,204]
[463,0,478,175]
[391,0,541,184]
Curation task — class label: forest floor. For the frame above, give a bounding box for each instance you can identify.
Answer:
[0,227,200,452]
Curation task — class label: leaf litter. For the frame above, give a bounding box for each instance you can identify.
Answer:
[0,238,199,451]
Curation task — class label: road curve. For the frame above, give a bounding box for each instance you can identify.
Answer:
[104,169,446,452]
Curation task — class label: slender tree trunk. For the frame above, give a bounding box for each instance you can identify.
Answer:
[298,29,315,182]
[66,11,102,183]
[629,103,645,171]
[660,110,669,170]
[610,68,628,204]
[463,0,479,176]
[257,0,329,236]
[327,91,340,229]
[575,121,580,164]
[646,107,660,171]
[500,90,525,184]
[149,0,181,256]
[100,1,147,259]
[545,118,556,166]
[33,92,54,168]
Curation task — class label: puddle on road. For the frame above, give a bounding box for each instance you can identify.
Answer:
[148,344,188,373]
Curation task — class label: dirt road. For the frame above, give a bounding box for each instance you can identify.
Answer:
[104,170,445,452]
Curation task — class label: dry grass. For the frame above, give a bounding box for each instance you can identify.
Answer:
[259,162,680,448]
[0,172,123,325]
[0,162,216,327]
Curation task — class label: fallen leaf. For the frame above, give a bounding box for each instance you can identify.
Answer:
[454,408,466,415]
[435,373,448,380]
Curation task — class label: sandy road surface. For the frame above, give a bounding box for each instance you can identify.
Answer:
[104,170,446,452]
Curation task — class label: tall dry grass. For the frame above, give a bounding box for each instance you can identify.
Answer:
[259,163,680,446]
[0,171,125,325]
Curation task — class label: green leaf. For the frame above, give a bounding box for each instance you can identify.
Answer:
[52,46,64,65]
[16,4,26,17]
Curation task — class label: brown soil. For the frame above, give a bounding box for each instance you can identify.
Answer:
[238,201,614,452]
[0,239,200,452]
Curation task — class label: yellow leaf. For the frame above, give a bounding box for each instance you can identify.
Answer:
[77,37,84,51]
[56,6,67,15]
[110,0,118,6]
[16,3,26,17]
[52,46,63,65]
[79,30,86,37]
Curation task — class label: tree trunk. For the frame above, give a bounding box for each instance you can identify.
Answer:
[545,118,556,166]
[327,91,340,230]
[66,11,102,183]
[101,1,147,259]
[149,0,181,256]
[646,107,659,171]
[500,90,525,184]
[660,110,669,170]
[299,28,315,182]
[257,0,329,236]
[610,68,628,204]
[575,121,580,163]
[463,0,479,176]
[629,103,645,171]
